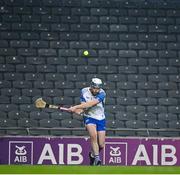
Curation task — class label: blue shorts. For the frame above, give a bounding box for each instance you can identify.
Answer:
[84,117,106,131]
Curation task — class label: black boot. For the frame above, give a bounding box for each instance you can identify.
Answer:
[89,152,95,165]
[93,158,101,166]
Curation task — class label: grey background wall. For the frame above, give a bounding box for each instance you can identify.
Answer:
[0,0,179,137]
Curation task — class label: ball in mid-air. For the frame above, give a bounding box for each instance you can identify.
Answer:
[83,50,89,56]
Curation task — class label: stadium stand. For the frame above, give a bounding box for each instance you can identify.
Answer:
[0,0,180,137]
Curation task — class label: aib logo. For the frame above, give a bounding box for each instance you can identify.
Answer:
[110,146,121,156]
[9,141,33,164]
[15,145,27,154]
[103,142,127,165]
[109,146,121,163]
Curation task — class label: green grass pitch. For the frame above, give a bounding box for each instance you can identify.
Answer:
[0,165,180,174]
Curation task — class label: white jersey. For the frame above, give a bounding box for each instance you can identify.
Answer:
[80,87,106,120]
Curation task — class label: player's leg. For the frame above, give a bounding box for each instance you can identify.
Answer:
[98,130,106,153]
[94,119,106,165]
[86,124,100,165]
[86,124,99,155]
[97,119,106,153]
[84,117,98,165]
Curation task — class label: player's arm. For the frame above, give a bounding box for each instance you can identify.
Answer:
[68,89,105,113]
[68,92,106,113]
[68,89,98,113]
[69,99,99,112]
[73,108,84,115]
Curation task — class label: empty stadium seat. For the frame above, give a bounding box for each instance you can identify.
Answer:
[0,119,17,127]
[50,130,72,136]
[39,119,60,128]
[147,120,167,129]
[115,112,136,121]
[6,130,28,136]
[106,120,125,128]
[29,130,49,136]
[115,130,136,137]
[8,111,29,119]
[0,111,7,119]
[126,120,146,129]
[30,111,49,120]
[137,112,157,121]
[147,90,166,98]
[158,131,179,137]
[168,121,180,129]
[158,113,178,121]
[106,105,125,114]
[106,89,125,98]
[51,111,72,120]
[18,118,38,127]
[72,130,88,136]
[61,119,82,128]
[126,90,146,98]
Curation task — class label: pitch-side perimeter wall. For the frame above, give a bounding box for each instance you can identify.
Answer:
[0,136,179,165]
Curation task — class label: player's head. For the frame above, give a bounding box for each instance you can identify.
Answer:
[90,78,102,89]
[90,78,102,95]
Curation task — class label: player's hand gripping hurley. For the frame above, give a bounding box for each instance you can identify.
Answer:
[35,98,69,112]
[35,98,84,116]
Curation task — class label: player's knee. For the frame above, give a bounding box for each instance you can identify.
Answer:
[90,134,97,142]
